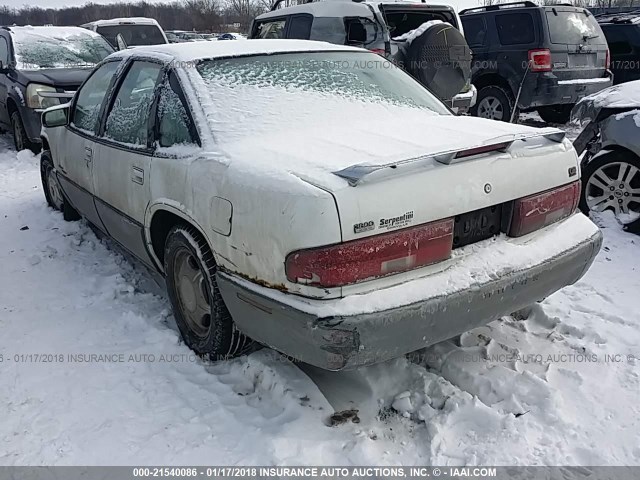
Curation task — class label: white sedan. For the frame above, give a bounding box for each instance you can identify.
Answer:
[40,40,602,370]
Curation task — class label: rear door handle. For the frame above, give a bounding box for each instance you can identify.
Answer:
[84,146,92,166]
[132,166,144,185]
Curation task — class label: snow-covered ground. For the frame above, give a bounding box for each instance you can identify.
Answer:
[0,131,638,466]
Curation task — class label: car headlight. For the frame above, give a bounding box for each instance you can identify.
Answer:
[26,83,61,110]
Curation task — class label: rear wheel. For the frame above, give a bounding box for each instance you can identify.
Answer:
[11,111,41,154]
[40,151,80,221]
[580,150,640,226]
[164,225,252,360]
[471,86,517,122]
[536,105,573,124]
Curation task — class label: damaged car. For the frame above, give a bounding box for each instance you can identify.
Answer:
[40,41,601,370]
[572,80,640,232]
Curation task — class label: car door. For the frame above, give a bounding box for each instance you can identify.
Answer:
[58,59,122,229]
[0,34,13,127]
[91,59,163,267]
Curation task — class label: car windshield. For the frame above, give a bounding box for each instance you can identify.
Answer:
[195,51,449,146]
[11,27,114,69]
[96,24,166,47]
[545,10,603,44]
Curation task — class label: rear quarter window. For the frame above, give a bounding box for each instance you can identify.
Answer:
[495,13,535,45]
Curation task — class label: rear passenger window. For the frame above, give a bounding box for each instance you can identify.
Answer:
[288,15,312,40]
[462,17,487,47]
[255,19,286,39]
[104,61,162,146]
[603,27,633,55]
[496,13,534,45]
[157,72,198,149]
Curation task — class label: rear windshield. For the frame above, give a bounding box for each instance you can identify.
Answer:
[545,10,602,44]
[197,52,448,111]
[96,24,166,47]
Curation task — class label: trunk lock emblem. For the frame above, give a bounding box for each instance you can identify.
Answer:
[484,183,492,194]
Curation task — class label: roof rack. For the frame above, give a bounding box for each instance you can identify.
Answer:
[460,1,536,15]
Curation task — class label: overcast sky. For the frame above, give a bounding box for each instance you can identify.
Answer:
[2,0,482,13]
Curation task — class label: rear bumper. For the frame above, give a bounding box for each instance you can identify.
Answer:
[519,71,613,110]
[217,214,602,371]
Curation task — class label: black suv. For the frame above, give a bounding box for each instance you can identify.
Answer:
[461,1,612,123]
[0,26,113,153]
[596,10,640,85]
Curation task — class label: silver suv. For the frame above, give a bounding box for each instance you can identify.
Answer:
[250,0,477,113]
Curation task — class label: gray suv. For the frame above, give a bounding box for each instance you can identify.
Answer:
[249,0,477,113]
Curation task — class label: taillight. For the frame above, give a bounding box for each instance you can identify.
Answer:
[509,181,580,237]
[285,218,454,288]
[528,49,552,72]
[455,141,512,159]
[369,48,386,56]
[605,49,610,70]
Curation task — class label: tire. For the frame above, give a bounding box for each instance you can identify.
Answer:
[11,111,41,154]
[164,225,252,360]
[470,85,517,123]
[536,105,573,125]
[404,22,471,102]
[40,150,80,221]
[580,149,640,226]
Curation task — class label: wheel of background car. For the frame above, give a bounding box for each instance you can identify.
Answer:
[405,23,471,102]
[164,225,253,360]
[471,86,516,122]
[580,150,640,226]
[11,111,41,154]
[536,105,573,124]
[40,151,80,221]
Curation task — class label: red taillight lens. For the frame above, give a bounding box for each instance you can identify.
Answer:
[285,218,454,288]
[605,49,610,70]
[369,48,386,56]
[528,48,552,72]
[455,141,512,159]
[509,181,580,238]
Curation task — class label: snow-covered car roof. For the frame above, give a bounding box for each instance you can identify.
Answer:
[112,39,363,63]
[81,17,162,27]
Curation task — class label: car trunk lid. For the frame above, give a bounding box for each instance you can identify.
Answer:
[309,119,578,242]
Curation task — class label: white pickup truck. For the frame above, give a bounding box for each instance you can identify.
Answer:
[40,40,602,370]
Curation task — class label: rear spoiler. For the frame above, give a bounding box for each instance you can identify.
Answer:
[333,130,566,186]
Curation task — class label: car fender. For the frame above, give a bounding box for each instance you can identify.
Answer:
[599,109,640,158]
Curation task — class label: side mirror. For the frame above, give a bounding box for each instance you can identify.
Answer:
[116,33,128,51]
[0,60,10,73]
[42,106,69,128]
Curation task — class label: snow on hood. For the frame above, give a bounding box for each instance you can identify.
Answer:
[572,80,640,125]
[9,26,114,70]
[392,20,444,43]
[189,59,546,190]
